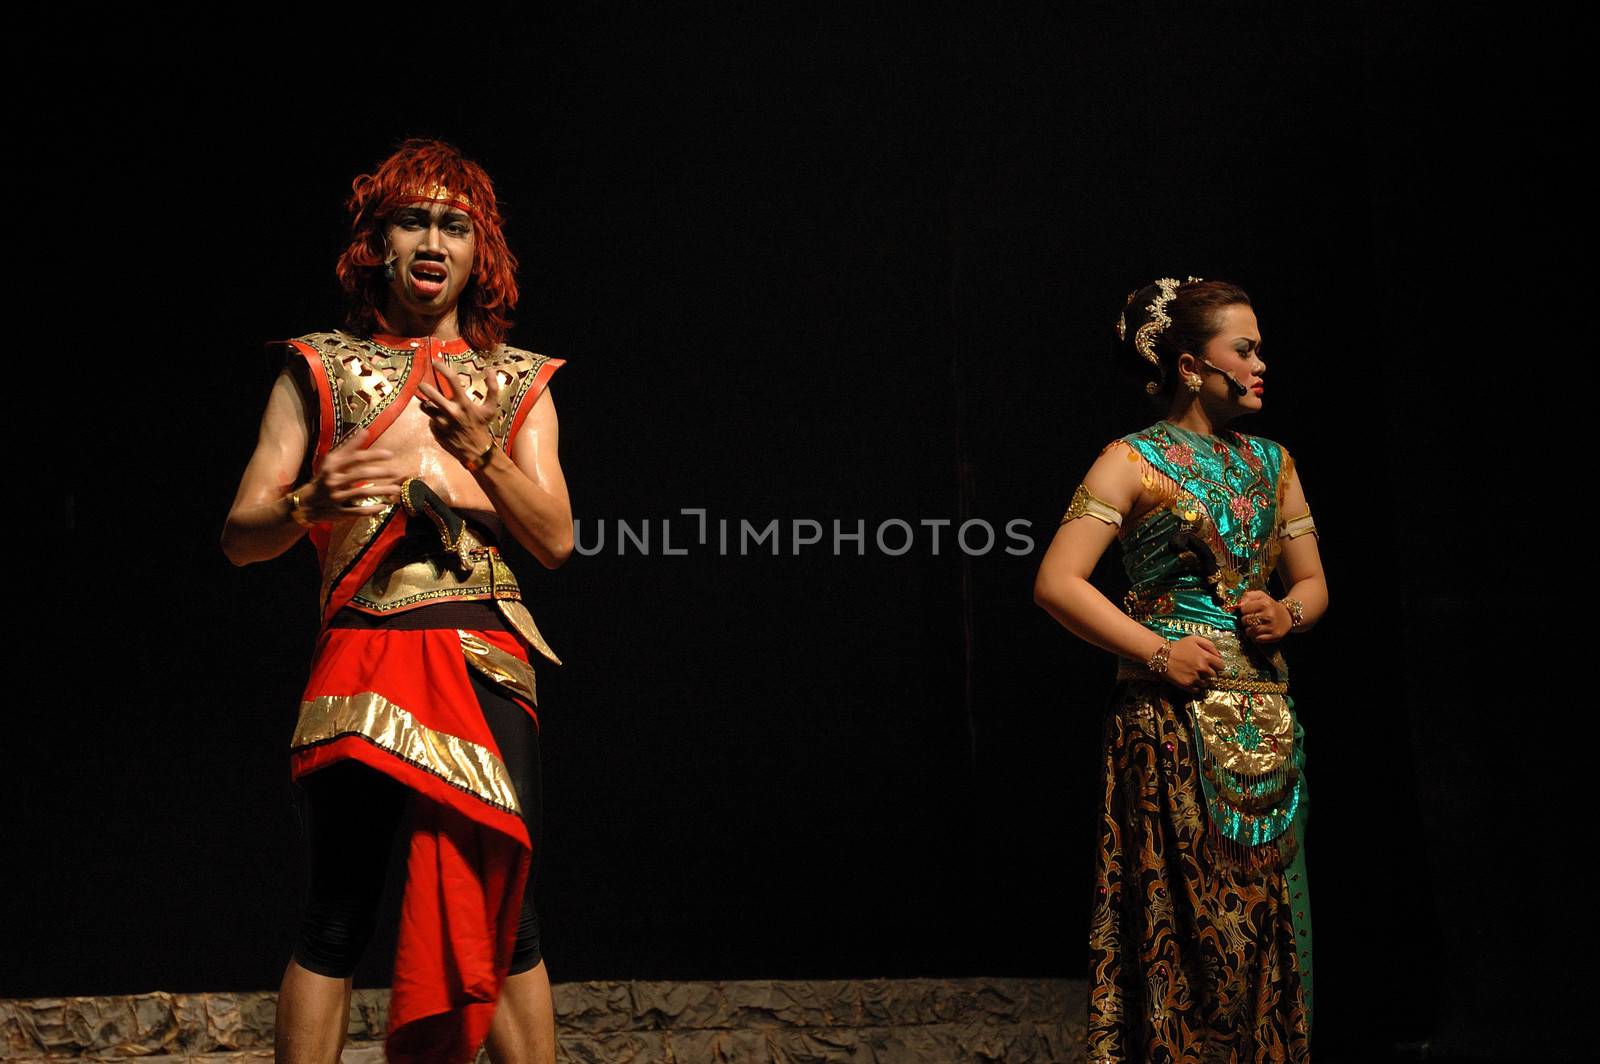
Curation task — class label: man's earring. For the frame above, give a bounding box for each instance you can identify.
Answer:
[383,256,397,282]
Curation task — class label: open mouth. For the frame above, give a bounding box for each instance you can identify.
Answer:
[410,263,448,284]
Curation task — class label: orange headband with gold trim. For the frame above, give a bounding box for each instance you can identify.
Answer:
[384,183,480,219]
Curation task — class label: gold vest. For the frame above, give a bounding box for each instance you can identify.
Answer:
[285,332,563,665]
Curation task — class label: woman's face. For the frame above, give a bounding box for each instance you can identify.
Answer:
[1196,303,1265,412]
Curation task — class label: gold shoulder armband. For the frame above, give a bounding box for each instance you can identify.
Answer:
[1280,509,1318,540]
[1061,483,1123,528]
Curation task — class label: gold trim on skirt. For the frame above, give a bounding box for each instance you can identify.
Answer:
[458,630,540,707]
[292,691,522,815]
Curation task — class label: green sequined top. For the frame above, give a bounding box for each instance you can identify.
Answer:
[1117,420,1294,686]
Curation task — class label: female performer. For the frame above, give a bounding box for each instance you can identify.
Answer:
[1034,278,1325,1061]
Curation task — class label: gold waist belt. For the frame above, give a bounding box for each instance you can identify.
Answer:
[1115,664,1288,695]
[349,530,561,665]
[1116,619,1288,694]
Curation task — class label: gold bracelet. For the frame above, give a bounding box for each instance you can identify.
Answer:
[1279,596,1305,631]
[1145,639,1173,675]
[464,439,497,472]
[287,490,314,529]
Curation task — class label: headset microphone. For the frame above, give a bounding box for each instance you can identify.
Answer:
[1202,360,1251,397]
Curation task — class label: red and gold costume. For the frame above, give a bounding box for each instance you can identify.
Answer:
[284,329,562,1064]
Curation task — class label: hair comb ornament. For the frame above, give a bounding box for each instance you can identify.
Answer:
[1122,276,1204,395]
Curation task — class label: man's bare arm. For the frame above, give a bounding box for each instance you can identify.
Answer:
[222,369,316,565]
[415,361,573,568]
[222,368,411,565]
[477,387,573,568]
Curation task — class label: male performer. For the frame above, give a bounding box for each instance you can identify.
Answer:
[223,138,571,1064]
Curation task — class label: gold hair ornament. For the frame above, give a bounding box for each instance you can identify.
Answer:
[1124,276,1204,395]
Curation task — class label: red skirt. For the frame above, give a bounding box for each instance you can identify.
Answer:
[291,623,537,1064]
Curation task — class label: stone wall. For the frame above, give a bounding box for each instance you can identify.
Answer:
[2,978,1087,1062]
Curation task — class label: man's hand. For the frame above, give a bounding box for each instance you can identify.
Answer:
[417,358,500,469]
[294,429,410,521]
[1236,589,1291,644]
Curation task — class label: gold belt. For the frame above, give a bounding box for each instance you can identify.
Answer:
[348,527,561,665]
[1115,664,1289,695]
[1117,619,1288,694]
[352,536,512,612]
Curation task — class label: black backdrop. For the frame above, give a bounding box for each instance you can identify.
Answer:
[18,4,1582,1059]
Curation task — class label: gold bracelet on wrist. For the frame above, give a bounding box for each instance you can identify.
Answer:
[1279,596,1305,631]
[464,439,497,473]
[287,490,314,529]
[1145,639,1173,675]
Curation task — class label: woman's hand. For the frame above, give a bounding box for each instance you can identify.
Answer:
[1164,635,1226,689]
[1236,589,1291,644]
[417,359,501,469]
[292,429,410,522]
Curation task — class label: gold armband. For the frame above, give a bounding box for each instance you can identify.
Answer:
[1279,509,1317,540]
[1061,483,1123,528]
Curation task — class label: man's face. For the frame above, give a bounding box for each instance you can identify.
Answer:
[384,201,477,314]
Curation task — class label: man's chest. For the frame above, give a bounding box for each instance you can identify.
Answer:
[378,398,495,510]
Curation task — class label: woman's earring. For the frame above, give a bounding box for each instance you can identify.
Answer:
[1184,373,1203,394]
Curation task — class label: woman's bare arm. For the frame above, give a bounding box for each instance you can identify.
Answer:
[1034,444,1224,689]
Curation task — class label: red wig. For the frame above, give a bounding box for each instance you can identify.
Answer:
[335,138,518,351]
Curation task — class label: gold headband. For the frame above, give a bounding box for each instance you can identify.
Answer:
[397,183,477,212]
[1120,276,1203,395]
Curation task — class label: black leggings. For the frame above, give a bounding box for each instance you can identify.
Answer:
[293,663,543,979]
